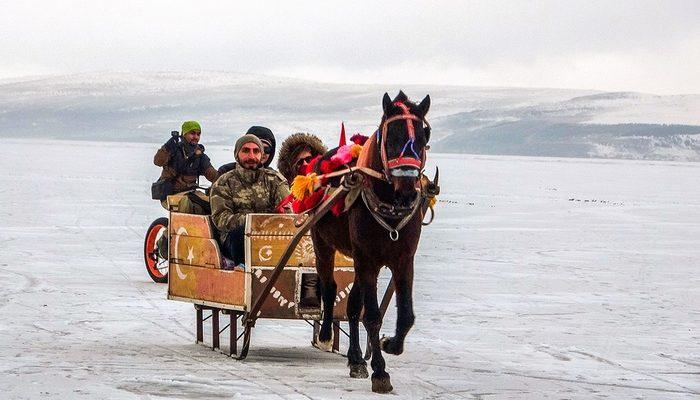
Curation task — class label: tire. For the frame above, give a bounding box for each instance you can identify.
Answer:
[144,217,169,283]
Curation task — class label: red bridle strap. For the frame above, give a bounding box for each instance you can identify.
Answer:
[393,101,415,140]
[387,157,422,169]
[380,101,428,176]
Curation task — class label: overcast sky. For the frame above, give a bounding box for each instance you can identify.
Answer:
[2,0,699,94]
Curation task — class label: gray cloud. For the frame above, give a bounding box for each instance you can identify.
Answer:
[1,0,699,93]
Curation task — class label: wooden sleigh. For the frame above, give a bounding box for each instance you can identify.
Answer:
[164,186,394,359]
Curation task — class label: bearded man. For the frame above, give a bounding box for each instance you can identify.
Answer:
[218,126,277,174]
[210,134,289,266]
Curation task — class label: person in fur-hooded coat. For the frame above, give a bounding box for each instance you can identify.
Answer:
[277,132,327,185]
[277,133,327,307]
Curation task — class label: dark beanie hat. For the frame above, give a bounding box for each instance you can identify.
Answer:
[246,126,276,167]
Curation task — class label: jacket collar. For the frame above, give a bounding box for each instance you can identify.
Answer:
[234,162,261,184]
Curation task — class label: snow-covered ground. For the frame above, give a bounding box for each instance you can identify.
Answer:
[1,139,698,399]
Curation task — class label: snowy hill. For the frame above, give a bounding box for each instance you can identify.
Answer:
[2,71,699,160]
[431,91,700,161]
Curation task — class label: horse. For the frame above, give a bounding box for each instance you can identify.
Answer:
[310,91,436,393]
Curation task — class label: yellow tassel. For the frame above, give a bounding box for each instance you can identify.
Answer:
[428,196,437,208]
[291,173,318,200]
[350,144,363,159]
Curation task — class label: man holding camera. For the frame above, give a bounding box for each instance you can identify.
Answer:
[153,120,219,208]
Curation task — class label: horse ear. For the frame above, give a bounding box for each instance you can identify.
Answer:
[417,94,431,117]
[382,92,392,114]
[394,90,408,103]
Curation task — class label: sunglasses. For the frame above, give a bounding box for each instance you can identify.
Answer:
[263,145,272,155]
[294,155,314,169]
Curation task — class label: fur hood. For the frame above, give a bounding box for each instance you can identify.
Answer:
[277,132,327,184]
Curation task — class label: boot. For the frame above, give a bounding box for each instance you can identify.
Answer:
[157,234,168,259]
[221,257,237,271]
[299,273,320,308]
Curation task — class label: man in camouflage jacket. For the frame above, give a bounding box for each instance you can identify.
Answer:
[210,134,289,265]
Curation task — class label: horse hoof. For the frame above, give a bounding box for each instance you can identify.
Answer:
[380,336,403,355]
[314,332,334,352]
[349,363,369,379]
[371,375,393,393]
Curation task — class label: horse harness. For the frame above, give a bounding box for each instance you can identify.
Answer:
[362,101,438,240]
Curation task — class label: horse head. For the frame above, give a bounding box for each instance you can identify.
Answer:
[377,91,431,207]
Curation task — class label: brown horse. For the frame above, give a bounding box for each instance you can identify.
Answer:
[310,91,435,393]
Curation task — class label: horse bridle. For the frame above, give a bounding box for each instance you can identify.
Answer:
[379,101,431,180]
[359,101,432,240]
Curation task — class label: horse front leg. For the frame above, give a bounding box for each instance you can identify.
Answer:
[358,263,393,393]
[381,261,415,356]
[346,278,368,378]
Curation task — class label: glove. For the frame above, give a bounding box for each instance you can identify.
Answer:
[164,136,179,153]
[192,144,205,158]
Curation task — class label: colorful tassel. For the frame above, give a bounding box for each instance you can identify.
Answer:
[331,144,353,165]
[350,144,362,158]
[350,134,369,145]
[428,196,437,208]
[291,173,319,200]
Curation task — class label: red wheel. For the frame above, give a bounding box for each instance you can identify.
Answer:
[144,217,169,283]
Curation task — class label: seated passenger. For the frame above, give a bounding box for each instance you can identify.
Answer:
[153,120,219,210]
[218,126,276,175]
[277,132,327,184]
[210,134,290,267]
[276,132,327,306]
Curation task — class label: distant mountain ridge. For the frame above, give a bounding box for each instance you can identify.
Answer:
[2,71,699,160]
[431,91,700,160]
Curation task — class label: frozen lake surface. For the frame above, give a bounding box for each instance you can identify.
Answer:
[1,139,698,399]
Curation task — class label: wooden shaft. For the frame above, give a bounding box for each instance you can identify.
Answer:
[379,279,395,319]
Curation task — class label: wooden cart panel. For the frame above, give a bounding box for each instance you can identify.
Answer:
[168,263,246,309]
[249,267,355,319]
[169,212,216,239]
[170,234,221,268]
[248,235,353,268]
